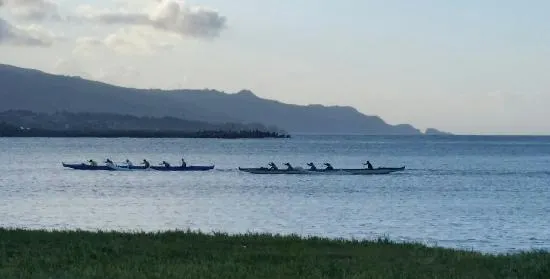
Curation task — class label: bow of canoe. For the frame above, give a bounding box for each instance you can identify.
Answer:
[62,163,112,171]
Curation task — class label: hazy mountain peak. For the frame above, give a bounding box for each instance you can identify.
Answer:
[425,128,452,135]
[236,89,257,98]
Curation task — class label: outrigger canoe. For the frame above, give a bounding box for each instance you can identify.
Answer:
[62,162,214,171]
[150,165,215,171]
[238,166,405,175]
[238,167,309,175]
[62,163,151,171]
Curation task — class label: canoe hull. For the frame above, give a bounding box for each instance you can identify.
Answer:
[62,163,112,171]
[150,165,215,171]
[107,165,150,171]
[128,166,149,170]
[238,167,309,174]
[340,169,396,175]
[62,163,152,171]
[343,166,406,175]
[376,166,406,171]
[239,166,405,175]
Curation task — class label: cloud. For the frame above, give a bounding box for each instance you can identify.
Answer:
[54,57,143,88]
[0,17,55,46]
[104,28,174,54]
[96,65,141,85]
[2,0,60,21]
[72,36,108,57]
[53,58,92,78]
[73,27,175,56]
[82,0,227,39]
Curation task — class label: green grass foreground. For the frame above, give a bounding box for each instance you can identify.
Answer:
[0,229,548,279]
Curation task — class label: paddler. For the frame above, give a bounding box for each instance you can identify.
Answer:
[181,158,187,168]
[268,162,278,170]
[125,159,133,167]
[161,161,171,168]
[142,159,150,168]
[284,163,294,170]
[88,159,98,166]
[324,163,334,170]
[105,159,115,168]
[307,162,317,170]
[364,161,374,170]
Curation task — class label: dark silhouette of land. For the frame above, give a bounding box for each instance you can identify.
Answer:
[0,111,289,139]
[425,128,453,135]
[0,64,448,135]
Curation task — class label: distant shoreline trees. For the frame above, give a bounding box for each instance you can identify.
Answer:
[0,111,291,139]
[0,122,290,139]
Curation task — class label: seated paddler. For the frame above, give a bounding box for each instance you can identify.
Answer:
[324,163,334,170]
[307,162,317,170]
[284,163,294,170]
[364,161,374,170]
[105,159,115,168]
[268,162,278,170]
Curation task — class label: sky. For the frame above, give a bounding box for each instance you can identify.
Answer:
[1,0,549,135]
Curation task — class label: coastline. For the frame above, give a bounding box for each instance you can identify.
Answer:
[0,228,547,278]
[0,128,291,139]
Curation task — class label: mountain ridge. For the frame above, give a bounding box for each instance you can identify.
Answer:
[0,63,447,135]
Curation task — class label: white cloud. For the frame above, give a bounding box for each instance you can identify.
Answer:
[0,17,56,46]
[72,36,108,57]
[104,27,174,55]
[53,58,92,78]
[2,0,60,21]
[96,64,141,85]
[53,57,144,89]
[81,0,227,39]
[73,27,175,56]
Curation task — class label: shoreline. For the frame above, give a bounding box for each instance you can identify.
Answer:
[0,129,291,139]
[0,228,547,278]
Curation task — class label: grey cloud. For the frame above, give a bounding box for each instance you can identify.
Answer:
[0,17,52,46]
[91,1,227,39]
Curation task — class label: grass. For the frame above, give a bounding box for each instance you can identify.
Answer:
[0,229,548,279]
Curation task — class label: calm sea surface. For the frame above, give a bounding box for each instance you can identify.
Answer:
[0,135,549,254]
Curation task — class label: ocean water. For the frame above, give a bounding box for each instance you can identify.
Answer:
[0,135,549,254]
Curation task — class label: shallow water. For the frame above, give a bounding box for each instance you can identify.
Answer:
[0,135,549,253]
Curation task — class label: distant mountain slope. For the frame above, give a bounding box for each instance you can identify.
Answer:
[425,128,453,135]
[0,64,430,134]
